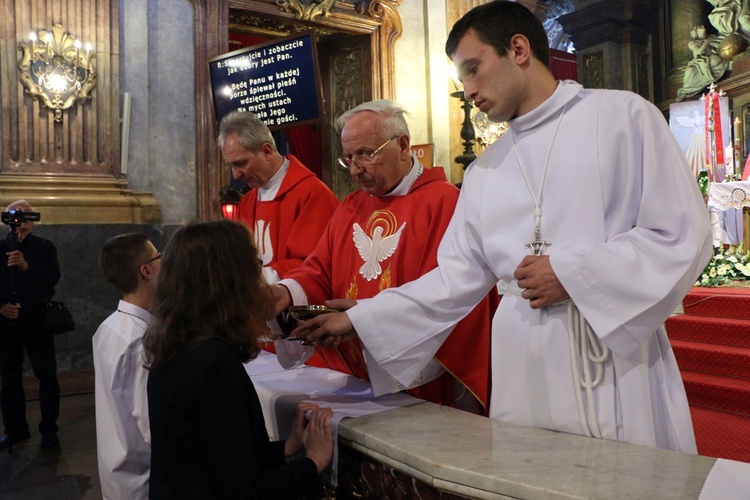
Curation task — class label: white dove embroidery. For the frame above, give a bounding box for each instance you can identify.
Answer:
[254,219,274,266]
[353,222,406,281]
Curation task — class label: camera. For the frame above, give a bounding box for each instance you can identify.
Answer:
[1,209,41,228]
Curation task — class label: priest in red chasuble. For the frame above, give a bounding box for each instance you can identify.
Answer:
[274,100,497,413]
[218,111,338,287]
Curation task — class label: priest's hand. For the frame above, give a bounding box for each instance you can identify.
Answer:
[325,298,356,311]
[291,311,357,348]
[271,284,292,315]
[513,255,569,309]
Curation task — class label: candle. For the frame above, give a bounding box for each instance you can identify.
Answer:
[735,117,742,145]
[734,117,743,179]
[46,33,52,58]
[74,40,81,64]
[29,32,36,59]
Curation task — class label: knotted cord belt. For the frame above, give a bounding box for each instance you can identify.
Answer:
[503,281,610,438]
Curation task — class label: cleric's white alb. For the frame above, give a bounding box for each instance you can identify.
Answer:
[348,80,712,453]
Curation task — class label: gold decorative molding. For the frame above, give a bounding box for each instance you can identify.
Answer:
[0,175,161,224]
[17,24,97,123]
[275,0,337,20]
[229,12,337,37]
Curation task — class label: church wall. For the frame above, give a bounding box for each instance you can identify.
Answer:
[120,0,197,224]
[393,0,454,177]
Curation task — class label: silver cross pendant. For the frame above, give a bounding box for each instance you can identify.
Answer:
[525,239,551,255]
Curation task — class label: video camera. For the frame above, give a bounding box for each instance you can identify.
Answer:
[1,209,41,228]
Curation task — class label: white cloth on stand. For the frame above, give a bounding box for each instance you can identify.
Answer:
[707,181,750,246]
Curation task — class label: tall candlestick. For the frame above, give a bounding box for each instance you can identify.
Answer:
[734,117,742,179]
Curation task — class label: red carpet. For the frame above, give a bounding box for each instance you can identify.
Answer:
[666,287,750,463]
[690,406,750,463]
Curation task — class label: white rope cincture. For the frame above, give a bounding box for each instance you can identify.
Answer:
[503,283,610,438]
[567,301,609,439]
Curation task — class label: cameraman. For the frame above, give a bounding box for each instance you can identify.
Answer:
[0,200,61,450]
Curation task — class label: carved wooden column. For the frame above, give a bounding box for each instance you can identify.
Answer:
[0,0,160,223]
[558,0,654,99]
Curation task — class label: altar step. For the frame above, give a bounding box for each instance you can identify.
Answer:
[690,406,750,463]
[669,339,750,379]
[680,370,750,415]
[681,286,750,321]
[665,287,750,463]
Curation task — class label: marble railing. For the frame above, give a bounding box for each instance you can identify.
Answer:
[336,402,714,499]
[246,351,743,499]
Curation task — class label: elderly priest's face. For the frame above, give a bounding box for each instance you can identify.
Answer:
[340,111,411,196]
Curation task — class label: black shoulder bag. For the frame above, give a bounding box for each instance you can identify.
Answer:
[43,301,76,335]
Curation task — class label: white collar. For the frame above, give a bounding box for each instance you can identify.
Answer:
[382,155,424,197]
[510,80,582,133]
[259,157,290,201]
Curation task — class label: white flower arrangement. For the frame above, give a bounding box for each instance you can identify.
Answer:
[696,244,750,287]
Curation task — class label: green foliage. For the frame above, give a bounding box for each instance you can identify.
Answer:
[697,170,709,200]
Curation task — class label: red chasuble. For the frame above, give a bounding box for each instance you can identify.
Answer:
[237,155,339,278]
[286,167,497,410]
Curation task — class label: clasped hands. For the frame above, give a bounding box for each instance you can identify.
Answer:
[284,402,334,473]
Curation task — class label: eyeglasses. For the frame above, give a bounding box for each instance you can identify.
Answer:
[143,253,162,265]
[338,135,398,171]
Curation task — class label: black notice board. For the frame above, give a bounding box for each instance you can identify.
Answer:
[208,31,323,130]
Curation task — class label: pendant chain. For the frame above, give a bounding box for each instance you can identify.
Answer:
[511,105,567,255]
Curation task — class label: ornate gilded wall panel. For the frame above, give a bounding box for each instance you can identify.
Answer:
[0,0,157,223]
[0,0,117,177]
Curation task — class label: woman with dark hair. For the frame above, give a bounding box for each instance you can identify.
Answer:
[143,219,333,499]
